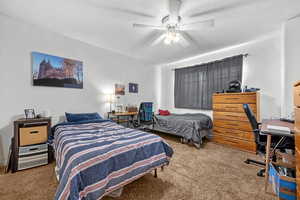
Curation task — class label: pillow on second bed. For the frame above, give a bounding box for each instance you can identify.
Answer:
[158,109,171,116]
[65,112,102,122]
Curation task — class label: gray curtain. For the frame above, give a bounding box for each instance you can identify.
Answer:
[174,55,243,110]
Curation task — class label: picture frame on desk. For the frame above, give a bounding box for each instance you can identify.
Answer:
[24,109,35,119]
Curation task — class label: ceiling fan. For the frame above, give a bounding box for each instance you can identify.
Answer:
[132,0,215,47]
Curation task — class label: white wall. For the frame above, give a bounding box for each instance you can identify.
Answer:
[0,15,158,164]
[284,15,300,117]
[159,32,283,119]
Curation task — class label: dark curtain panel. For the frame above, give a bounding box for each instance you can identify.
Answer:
[174,55,243,110]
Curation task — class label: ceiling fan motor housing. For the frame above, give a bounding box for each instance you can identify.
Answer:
[162,15,181,27]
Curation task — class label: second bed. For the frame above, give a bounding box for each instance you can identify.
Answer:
[153,113,213,148]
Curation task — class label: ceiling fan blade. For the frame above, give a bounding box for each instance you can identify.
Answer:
[84,0,156,19]
[189,1,260,18]
[177,33,190,47]
[169,0,182,23]
[151,34,166,46]
[181,19,214,30]
[133,23,165,30]
[179,31,201,47]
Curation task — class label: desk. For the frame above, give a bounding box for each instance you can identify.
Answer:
[107,112,138,127]
[260,119,295,193]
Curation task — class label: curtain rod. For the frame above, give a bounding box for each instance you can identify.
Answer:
[171,53,249,71]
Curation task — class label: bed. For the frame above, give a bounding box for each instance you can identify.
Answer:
[51,119,173,200]
[153,113,213,148]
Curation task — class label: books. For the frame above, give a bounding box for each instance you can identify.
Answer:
[267,125,291,135]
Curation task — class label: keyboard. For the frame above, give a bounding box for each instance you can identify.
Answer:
[280,118,295,124]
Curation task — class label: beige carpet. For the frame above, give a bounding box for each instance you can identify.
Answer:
[0,134,275,200]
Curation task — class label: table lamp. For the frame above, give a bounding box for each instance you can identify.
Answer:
[106,94,115,112]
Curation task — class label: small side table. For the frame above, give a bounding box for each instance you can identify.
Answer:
[107,112,138,127]
[12,117,51,172]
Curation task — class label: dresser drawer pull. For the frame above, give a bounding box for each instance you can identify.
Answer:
[29,148,39,151]
[225,115,238,118]
[224,139,238,144]
[225,98,239,100]
[30,131,39,134]
[225,106,237,109]
[227,123,238,126]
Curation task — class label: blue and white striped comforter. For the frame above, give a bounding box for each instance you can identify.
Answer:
[52,120,173,200]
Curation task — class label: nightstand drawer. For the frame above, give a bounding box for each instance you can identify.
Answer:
[19,144,48,156]
[18,153,48,170]
[19,126,48,146]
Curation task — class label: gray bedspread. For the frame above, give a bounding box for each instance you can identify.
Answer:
[153,113,213,145]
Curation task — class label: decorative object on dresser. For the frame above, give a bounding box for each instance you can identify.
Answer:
[127,105,138,112]
[293,81,300,199]
[212,92,260,153]
[11,117,51,172]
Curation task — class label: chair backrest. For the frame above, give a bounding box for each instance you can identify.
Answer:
[243,104,259,131]
[243,104,261,145]
[139,102,153,122]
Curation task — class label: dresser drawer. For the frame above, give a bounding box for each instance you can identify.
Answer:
[19,143,48,156]
[213,94,257,104]
[295,107,300,130]
[213,127,254,141]
[213,103,257,113]
[295,130,300,150]
[19,126,48,146]
[212,135,256,152]
[294,84,300,107]
[296,147,300,170]
[214,119,252,132]
[18,153,48,170]
[213,111,249,122]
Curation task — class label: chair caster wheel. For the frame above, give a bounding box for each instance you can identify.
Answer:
[257,171,265,177]
[244,160,250,164]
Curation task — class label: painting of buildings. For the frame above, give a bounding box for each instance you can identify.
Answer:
[32,52,83,88]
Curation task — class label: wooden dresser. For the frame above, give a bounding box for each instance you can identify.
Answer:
[212,92,260,153]
[294,82,300,199]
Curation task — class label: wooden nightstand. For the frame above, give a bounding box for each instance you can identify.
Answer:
[12,117,51,172]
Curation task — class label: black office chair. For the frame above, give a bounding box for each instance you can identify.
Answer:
[243,104,294,177]
[133,102,154,130]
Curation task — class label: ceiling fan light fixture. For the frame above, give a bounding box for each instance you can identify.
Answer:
[132,0,215,47]
[174,33,180,42]
[164,37,172,45]
[164,30,180,45]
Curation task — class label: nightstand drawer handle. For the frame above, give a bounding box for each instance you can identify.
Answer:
[30,131,39,134]
[29,148,39,151]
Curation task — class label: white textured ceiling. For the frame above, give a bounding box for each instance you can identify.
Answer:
[1,0,300,65]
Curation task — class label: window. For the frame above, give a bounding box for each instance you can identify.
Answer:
[174,55,243,110]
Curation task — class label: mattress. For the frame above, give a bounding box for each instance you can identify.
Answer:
[153,113,213,145]
[51,119,173,200]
